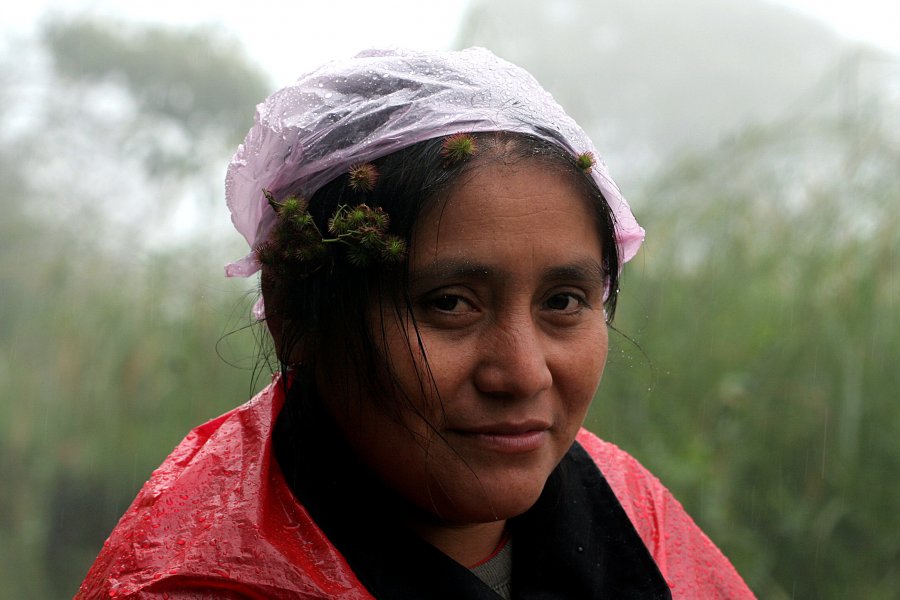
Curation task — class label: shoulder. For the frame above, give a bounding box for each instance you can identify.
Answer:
[575,429,672,536]
[575,429,756,599]
[77,378,371,600]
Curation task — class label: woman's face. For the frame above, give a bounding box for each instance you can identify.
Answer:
[325,160,609,526]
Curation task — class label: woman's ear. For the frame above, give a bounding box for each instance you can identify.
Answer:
[265,311,306,367]
[261,276,306,367]
[264,310,284,356]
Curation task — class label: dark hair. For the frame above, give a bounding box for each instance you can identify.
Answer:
[261,131,620,418]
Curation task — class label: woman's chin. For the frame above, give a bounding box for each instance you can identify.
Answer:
[426,477,548,525]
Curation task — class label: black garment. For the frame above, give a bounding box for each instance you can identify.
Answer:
[274,387,671,599]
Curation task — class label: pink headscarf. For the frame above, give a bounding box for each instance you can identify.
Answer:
[225,47,644,278]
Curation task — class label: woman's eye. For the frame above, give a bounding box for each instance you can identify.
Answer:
[544,293,585,312]
[429,294,470,313]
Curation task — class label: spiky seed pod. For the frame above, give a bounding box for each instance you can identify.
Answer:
[289,213,315,230]
[381,236,407,262]
[347,163,380,192]
[345,245,370,267]
[299,225,323,245]
[294,242,327,263]
[286,245,307,262]
[328,211,349,235]
[347,206,368,228]
[441,133,477,164]
[278,196,301,217]
[254,241,279,266]
[575,151,596,173]
[264,190,309,215]
[356,226,382,249]
[366,207,390,232]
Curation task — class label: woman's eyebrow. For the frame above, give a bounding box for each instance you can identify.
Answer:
[410,260,498,284]
[541,260,606,285]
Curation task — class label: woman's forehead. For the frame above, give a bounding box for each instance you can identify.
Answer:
[409,162,603,274]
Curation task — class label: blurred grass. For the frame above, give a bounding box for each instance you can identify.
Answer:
[0,218,266,596]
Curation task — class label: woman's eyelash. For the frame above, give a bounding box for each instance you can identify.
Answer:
[421,292,476,314]
[545,291,590,310]
[431,295,463,311]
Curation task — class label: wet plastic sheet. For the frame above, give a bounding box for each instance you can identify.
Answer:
[224,48,645,279]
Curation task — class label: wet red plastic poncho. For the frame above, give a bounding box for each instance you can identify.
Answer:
[77,377,754,599]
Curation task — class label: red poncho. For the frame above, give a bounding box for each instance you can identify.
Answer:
[78,377,754,599]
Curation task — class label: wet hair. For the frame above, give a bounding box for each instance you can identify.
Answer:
[261,131,620,418]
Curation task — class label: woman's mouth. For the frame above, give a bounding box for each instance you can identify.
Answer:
[450,423,551,453]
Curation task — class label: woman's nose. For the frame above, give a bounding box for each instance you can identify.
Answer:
[473,318,553,400]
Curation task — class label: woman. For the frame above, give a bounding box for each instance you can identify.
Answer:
[79,48,754,599]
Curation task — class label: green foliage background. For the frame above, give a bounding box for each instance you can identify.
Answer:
[1,13,897,600]
[590,116,900,598]
[0,19,270,597]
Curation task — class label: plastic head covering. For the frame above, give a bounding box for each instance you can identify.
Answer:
[225,47,644,278]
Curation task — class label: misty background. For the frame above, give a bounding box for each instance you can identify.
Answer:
[1,0,898,597]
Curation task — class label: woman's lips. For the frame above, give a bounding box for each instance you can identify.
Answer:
[450,424,550,453]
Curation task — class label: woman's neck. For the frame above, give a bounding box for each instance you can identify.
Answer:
[411,519,507,567]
